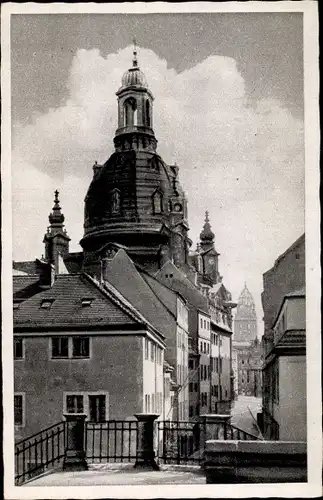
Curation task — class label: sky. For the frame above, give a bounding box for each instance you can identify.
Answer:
[10,12,305,336]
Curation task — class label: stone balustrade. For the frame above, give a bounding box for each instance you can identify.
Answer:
[203,440,307,483]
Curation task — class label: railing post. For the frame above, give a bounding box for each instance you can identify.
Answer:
[200,414,232,443]
[63,414,88,471]
[134,413,160,470]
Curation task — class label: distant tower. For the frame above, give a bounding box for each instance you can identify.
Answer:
[234,283,258,342]
[199,211,221,285]
[43,190,70,272]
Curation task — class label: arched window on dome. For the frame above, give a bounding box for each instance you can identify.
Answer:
[146,100,151,127]
[152,190,163,215]
[110,189,121,215]
[124,98,138,127]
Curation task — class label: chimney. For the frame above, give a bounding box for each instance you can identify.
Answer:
[35,259,55,288]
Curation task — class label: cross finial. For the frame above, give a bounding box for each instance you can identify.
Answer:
[205,210,209,222]
[54,190,59,204]
[132,37,138,67]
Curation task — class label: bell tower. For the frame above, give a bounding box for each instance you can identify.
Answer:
[199,211,221,285]
[114,40,157,153]
[43,190,70,272]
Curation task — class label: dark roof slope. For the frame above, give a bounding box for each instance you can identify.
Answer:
[13,260,38,275]
[103,250,176,336]
[13,273,140,329]
[155,260,209,314]
[13,275,42,301]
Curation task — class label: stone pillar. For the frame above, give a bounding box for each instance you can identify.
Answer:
[200,414,232,444]
[134,413,160,470]
[63,414,88,471]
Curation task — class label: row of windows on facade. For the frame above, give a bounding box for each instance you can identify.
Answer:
[106,189,174,216]
[200,358,223,380]
[14,337,90,359]
[144,392,163,414]
[200,318,211,330]
[144,338,163,365]
[14,297,95,311]
[189,382,225,398]
[199,337,223,355]
[14,393,108,426]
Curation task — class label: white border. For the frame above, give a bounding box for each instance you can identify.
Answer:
[1,1,321,498]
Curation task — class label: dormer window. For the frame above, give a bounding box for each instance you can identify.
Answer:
[81,298,93,307]
[40,298,55,310]
[110,189,121,215]
[152,190,163,214]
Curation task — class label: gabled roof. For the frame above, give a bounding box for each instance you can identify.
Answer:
[137,265,187,316]
[155,260,209,314]
[13,273,153,331]
[103,250,177,338]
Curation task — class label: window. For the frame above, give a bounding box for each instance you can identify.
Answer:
[219,357,223,373]
[146,100,151,127]
[66,395,84,414]
[152,190,163,214]
[14,338,23,359]
[81,297,93,307]
[152,394,155,413]
[189,359,194,369]
[52,337,69,358]
[124,97,137,127]
[207,343,210,354]
[215,358,219,372]
[242,360,245,365]
[189,382,193,392]
[111,189,121,214]
[204,320,206,329]
[145,338,149,360]
[89,395,106,423]
[194,382,198,392]
[14,394,24,426]
[200,318,203,328]
[247,370,250,383]
[189,406,194,417]
[41,298,54,310]
[150,342,155,362]
[215,386,219,399]
[73,337,89,358]
[215,335,218,346]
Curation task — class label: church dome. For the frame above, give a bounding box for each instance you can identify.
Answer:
[120,42,148,89]
[121,67,147,88]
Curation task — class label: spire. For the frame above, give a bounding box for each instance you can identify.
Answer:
[48,190,65,227]
[132,37,138,67]
[199,210,215,246]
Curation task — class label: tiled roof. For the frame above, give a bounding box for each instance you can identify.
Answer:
[155,260,209,314]
[13,260,38,274]
[103,250,176,339]
[137,267,179,316]
[13,273,140,329]
[13,275,42,299]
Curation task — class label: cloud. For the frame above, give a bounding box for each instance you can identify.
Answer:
[11,45,305,333]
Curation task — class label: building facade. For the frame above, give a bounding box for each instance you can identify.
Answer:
[261,234,306,440]
[14,272,166,441]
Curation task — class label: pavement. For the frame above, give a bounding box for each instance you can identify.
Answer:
[25,463,206,486]
[230,396,262,437]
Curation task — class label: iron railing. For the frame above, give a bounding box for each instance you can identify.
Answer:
[85,420,138,463]
[15,421,66,485]
[156,420,260,464]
